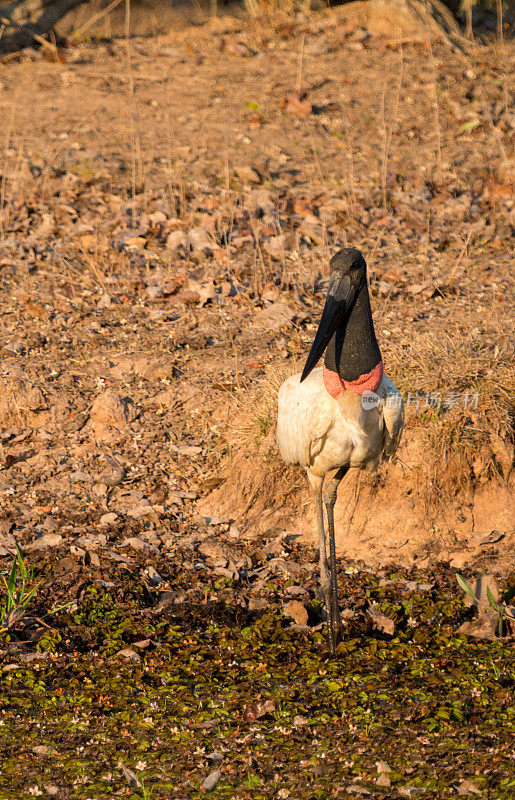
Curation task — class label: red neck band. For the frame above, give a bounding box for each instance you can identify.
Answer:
[323,362,383,399]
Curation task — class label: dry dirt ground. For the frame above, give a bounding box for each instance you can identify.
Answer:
[0,6,512,565]
[0,6,514,798]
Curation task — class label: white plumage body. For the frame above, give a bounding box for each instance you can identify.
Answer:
[277,366,404,478]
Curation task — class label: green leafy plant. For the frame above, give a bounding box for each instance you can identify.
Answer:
[0,545,41,633]
[1,546,72,636]
[141,782,152,800]
[456,574,513,638]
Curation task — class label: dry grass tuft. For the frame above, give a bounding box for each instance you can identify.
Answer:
[244,0,311,17]
[204,334,513,527]
[382,320,514,498]
[203,361,306,530]
[226,363,293,454]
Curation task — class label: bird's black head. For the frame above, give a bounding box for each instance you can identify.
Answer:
[301,248,370,383]
[329,247,367,286]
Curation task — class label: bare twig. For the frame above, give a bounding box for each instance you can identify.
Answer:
[71,0,125,39]
[0,14,57,54]
[424,9,442,183]
[296,34,305,97]
[496,0,503,43]
[380,49,404,210]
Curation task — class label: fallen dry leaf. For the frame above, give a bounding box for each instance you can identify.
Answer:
[242,699,276,722]
[366,604,395,636]
[284,599,309,625]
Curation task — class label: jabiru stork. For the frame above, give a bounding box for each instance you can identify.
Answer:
[277,248,404,654]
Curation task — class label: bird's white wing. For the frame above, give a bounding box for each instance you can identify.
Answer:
[277,368,335,468]
[380,374,404,459]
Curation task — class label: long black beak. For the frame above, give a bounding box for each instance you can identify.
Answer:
[301,274,355,382]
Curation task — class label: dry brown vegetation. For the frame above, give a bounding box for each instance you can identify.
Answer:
[0,4,513,571]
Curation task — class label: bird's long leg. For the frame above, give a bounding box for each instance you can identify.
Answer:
[323,466,348,647]
[308,472,335,655]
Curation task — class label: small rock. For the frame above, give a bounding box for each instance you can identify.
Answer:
[170,443,202,457]
[159,46,180,57]
[293,715,308,726]
[202,770,221,791]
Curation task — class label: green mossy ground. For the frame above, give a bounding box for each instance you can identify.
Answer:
[0,561,513,799]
